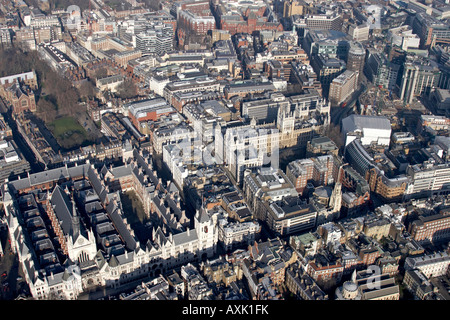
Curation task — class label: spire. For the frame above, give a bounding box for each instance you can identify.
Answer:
[351,269,357,283]
[72,199,80,238]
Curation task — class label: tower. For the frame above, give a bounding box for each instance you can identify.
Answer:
[194,206,219,259]
[347,41,366,84]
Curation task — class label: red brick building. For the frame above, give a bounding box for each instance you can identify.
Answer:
[0,82,37,115]
[408,210,450,243]
[218,8,283,35]
[306,260,343,286]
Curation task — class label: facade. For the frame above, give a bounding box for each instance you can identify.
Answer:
[0,139,30,182]
[221,124,280,183]
[178,9,215,35]
[241,92,290,124]
[163,77,220,107]
[404,251,450,278]
[411,12,450,48]
[328,70,358,106]
[292,13,343,33]
[347,23,370,42]
[346,42,365,83]
[311,54,346,95]
[399,56,441,105]
[407,211,450,243]
[285,268,328,300]
[218,220,261,252]
[364,48,400,91]
[387,25,421,51]
[136,26,173,56]
[405,161,450,199]
[286,155,339,194]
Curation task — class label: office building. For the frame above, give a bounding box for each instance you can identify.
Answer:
[264,196,318,236]
[364,48,400,91]
[329,70,358,106]
[399,56,441,105]
[346,41,365,83]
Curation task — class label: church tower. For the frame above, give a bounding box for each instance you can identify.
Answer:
[329,165,343,219]
[194,205,219,259]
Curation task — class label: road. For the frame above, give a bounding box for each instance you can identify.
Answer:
[330,84,367,127]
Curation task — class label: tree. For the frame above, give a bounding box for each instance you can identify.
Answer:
[37,98,57,123]
[78,80,96,101]
[115,79,138,99]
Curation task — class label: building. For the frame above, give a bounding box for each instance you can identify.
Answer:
[0,139,30,182]
[403,269,434,300]
[285,267,328,300]
[135,25,174,56]
[241,92,290,124]
[341,114,392,147]
[178,9,215,35]
[430,88,450,116]
[127,98,176,129]
[364,48,400,91]
[347,23,370,42]
[224,80,276,99]
[220,124,280,183]
[2,151,221,300]
[346,41,365,83]
[367,166,408,203]
[399,56,441,105]
[306,136,338,157]
[95,74,124,93]
[405,161,450,200]
[283,0,305,18]
[336,270,399,300]
[407,211,450,243]
[264,196,318,236]
[387,25,421,51]
[411,12,450,48]
[404,251,450,278]
[311,54,346,95]
[328,70,358,106]
[286,155,339,194]
[218,220,261,252]
[243,167,298,221]
[306,257,343,288]
[163,77,220,107]
[292,13,343,34]
[303,29,350,60]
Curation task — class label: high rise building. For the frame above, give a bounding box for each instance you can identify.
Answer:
[411,12,450,48]
[329,70,358,106]
[135,23,174,55]
[346,41,365,83]
[311,54,346,96]
[364,48,400,91]
[347,23,370,42]
[399,56,441,105]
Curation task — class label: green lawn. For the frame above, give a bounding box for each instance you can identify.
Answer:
[48,116,89,150]
[49,117,84,136]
